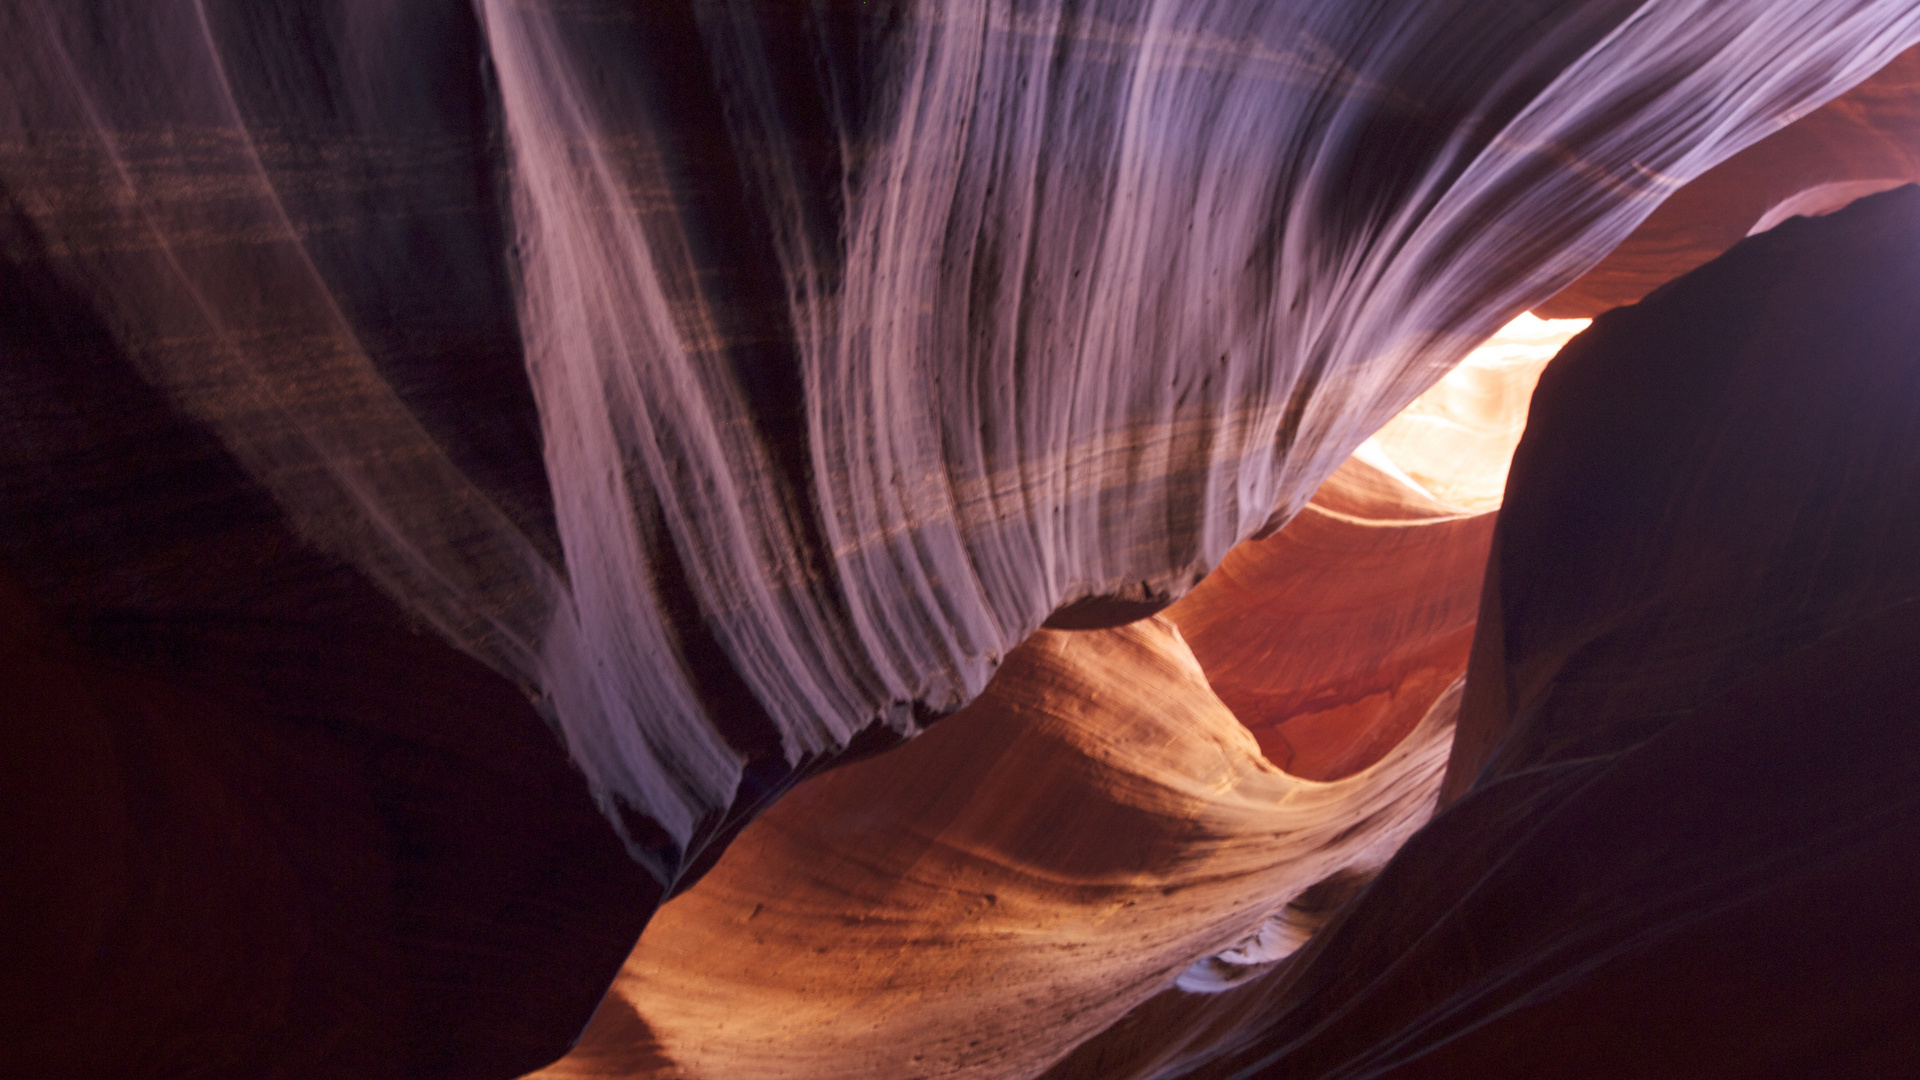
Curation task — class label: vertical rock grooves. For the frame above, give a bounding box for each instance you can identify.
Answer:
[425,0,1920,868]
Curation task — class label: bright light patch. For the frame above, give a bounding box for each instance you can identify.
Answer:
[1364,312,1590,513]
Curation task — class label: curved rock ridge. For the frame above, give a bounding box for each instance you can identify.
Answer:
[1539,42,1920,317]
[4,2,1918,883]
[529,617,1453,1080]
[1165,459,1488,782]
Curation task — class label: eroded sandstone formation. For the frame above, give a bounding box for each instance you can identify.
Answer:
[8,2,1920,1078]
[531,325,1591,1076]
[1093,182,1920,1080]
[533,617,1453,1080]
[1170,316,1581,781]
[535,187,1920,1080]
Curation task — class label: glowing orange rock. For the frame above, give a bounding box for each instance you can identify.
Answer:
[531,616,1454,1080]
[1168,315,1583,781]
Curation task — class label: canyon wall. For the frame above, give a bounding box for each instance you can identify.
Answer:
[8,3,1920,1077]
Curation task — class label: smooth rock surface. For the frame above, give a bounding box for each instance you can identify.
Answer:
[1167,315,1580,781]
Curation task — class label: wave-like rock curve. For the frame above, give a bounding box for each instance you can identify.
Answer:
[6,1,1917,885]
[10,4,1920,1077]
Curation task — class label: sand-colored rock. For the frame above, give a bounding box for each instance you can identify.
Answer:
[9,4,1920,1077]
[1168,316,1582,781]
[531,618,1451,1080]
[530,309,1581,1078]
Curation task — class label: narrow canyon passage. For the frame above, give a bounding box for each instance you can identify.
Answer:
[10,5,1920,1079]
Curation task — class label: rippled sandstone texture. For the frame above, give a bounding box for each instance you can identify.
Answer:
[534,616,1455,1080]
[9,2,1920,1077]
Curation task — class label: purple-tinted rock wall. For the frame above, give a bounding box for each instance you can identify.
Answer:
[9,3,1920,1076]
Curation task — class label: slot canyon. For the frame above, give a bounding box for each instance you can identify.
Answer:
[8,3,1920,1077]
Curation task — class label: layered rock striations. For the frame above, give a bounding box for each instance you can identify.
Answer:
[8,2,1920,1077]
[7,0,1916,883]
[1540,42,1920,317]
[530,332,1592,1076]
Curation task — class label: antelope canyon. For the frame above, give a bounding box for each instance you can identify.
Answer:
[6,3,1920,1078]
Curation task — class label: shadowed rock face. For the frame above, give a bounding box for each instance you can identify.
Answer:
[0,202,658,1078]
[8,2,1920,1077]
[1448,183,1920,805]
[1160,183,1920,1080]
